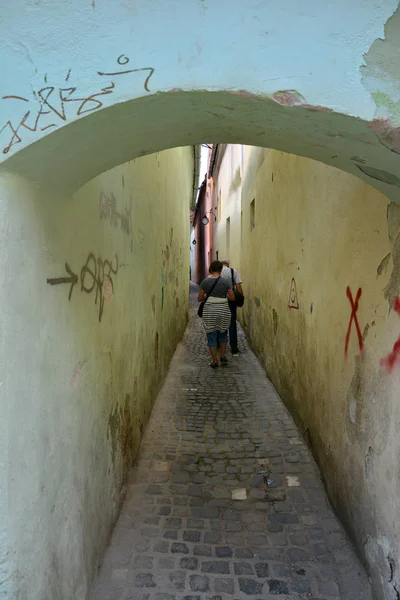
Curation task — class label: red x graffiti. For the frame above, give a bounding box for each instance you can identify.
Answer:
[345,286,364,358]
[381,296,400,372]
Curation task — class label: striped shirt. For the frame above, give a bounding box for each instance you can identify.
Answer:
[199,276,232,334]
[202,297,232,333]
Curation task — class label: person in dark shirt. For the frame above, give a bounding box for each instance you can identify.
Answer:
[198,260,235,368]
[221,259,244,355]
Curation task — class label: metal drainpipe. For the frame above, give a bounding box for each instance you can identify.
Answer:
[208,144,218,179]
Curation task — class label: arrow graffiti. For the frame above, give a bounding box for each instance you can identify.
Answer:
[46,262,78,300]
[46,253,118,322]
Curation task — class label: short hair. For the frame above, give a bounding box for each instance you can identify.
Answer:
[209,260,223,273]
[221,259,230,265]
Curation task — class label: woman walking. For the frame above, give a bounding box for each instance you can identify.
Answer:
[198,260,235,368]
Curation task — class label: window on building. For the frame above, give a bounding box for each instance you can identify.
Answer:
[250,198,255,231]
[226,217,231,257]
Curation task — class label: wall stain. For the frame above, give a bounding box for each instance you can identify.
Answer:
[107,394,134,465]
[229,167,242,194]
[377,253,391,277]
[384,233,400,310]
[154,332,159,371]
[70,358,88,391]
[107,404,121,464]
[254,296,261,308]
[288,278,299,309]
[387,202,400,241]
[272,309,278,335]
[120,398,133,459]
[365,446,373,479]
[346,356,365,430]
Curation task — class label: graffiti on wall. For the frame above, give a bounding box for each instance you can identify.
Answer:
[46,262,78,301]
[288,278,299,309]
[1,55,155,155]
[344,286,364,358]
[47,252,118,322]
[99,190,131,235]
[380,296,400,372]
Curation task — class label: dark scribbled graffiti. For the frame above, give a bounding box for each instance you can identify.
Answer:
[97,55,155,92]
[46,262,78,301]
[99,190,131,235]
[46,252,118,322]
[80,253,118,322]
[1,56,155,155]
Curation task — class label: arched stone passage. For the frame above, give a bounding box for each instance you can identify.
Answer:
[1,0,400,200]
[1,2,400,599]
[2,90,400,203]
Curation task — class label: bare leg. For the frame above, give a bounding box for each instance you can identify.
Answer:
[209,346,218,363]
[220,342,228,359]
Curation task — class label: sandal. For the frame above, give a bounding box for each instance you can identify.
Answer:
[209,361,219,369]
[220,357,228,367]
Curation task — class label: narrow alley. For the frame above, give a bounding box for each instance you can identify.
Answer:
[92,283,373,600]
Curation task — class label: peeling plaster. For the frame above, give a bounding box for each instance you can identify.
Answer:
[377,252,391,277]
[361,3,400,125]
[387,202,400,241]
[384,233,400,310]
[368,118,400,154]
[357,165,400,187]
[272,90,306,106]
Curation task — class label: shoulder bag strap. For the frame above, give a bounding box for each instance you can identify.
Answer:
[231,268,235,290]
[203,276,220,305]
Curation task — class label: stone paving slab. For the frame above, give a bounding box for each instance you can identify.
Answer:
[92,284,373,600]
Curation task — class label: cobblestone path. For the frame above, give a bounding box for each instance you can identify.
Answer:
[92,284,373,600]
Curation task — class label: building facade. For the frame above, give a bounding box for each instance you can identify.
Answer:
[210,143,400,600]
